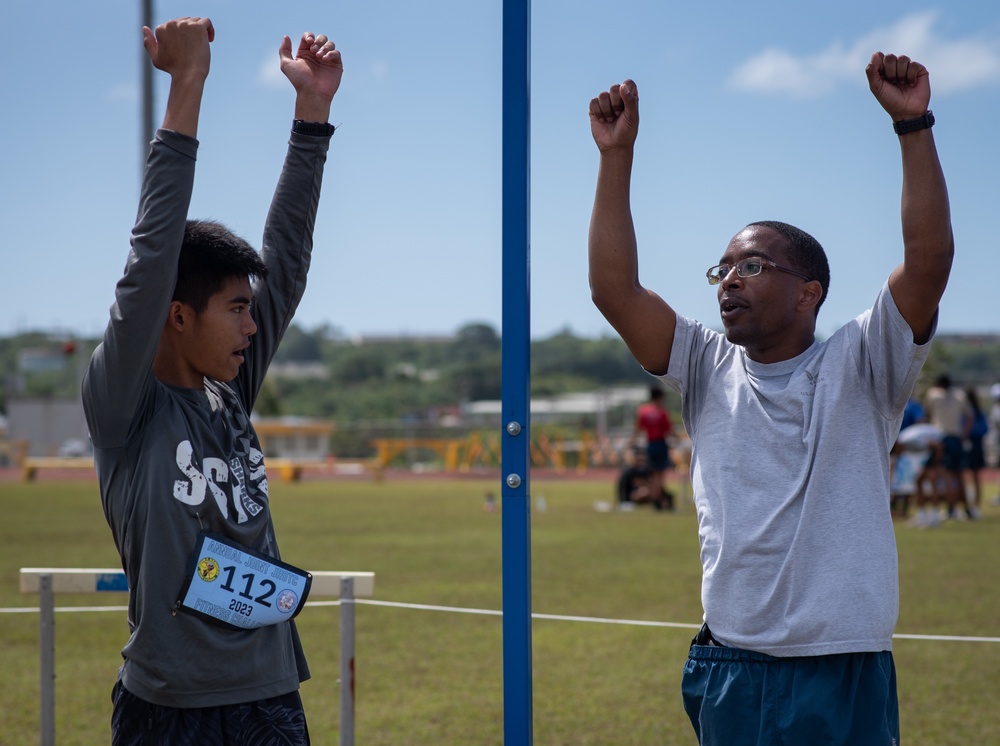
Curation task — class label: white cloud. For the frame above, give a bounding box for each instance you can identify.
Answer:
[106,82,139,103]
[729,11,1000,97]
[258,52,285,89]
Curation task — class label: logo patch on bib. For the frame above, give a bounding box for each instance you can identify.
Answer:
[197,557,220,582]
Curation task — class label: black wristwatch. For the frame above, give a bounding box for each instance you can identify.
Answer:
[292,120,336,137]
[893,111,934,136]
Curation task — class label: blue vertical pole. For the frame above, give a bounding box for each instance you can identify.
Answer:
[501,0,532,744]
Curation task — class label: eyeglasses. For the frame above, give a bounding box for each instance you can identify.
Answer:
[705,257,811,285]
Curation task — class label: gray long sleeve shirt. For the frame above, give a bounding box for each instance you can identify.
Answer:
[82,127,330,708]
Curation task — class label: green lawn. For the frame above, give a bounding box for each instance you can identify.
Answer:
[1,476,998,744]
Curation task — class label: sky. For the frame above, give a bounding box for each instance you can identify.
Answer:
[2,1,999,343]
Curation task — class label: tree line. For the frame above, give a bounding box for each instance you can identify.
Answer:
[4,324,1000,430]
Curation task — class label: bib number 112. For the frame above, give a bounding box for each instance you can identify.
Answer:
[218,566,276,607]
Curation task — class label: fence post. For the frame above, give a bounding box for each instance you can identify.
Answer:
[21,568,373,745]
[339,576,356,746]
[39,573,55,746]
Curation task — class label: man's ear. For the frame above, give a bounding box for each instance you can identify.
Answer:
[165,300,193,332]
[799,280,823,313]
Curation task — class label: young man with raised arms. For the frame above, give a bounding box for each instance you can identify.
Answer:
[83,17,342,744]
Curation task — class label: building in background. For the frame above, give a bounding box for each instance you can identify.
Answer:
[7,396,89,459]
[6,341,89,460]
[253,417,335,461]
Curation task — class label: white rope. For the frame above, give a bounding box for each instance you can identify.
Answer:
[3,600,998,643]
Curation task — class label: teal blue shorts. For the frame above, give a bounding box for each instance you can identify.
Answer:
[682,627,899,745]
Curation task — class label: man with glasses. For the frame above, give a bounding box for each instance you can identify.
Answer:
[588,52,951,745]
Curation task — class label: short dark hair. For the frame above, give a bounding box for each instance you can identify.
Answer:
[173,220,268,313]
[965,387,982,416]
[650,385,664,401]
[748,220,830,316]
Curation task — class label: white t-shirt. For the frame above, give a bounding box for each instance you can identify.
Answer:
[662,283,931,656]
[896,422,943,450]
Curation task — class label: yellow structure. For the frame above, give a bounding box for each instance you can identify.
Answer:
[371,438,463,475]
[368,431,691,475]
[16,426,691,484]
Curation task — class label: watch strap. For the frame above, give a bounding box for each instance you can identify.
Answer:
[292,120,336,137]
[893,110,934,136]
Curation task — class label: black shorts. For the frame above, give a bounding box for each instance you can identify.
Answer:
[941,435,964,472]
[111,678,310,745]
[646,440,671,471]
[965,437,985,471]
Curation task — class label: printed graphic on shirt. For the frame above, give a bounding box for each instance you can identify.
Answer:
[169,386,271,522]
[222,389,269,513]
[172,439,266,524]
[801,371,820,396]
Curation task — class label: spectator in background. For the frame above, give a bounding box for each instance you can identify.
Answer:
[900,396,925,431]
[631,385,674,510]
[617,446,672,511]
[924,374,973,519]
[896,421,945,528]
[890,395,927,519]
[990,383,1000,507]
[989,383,1000,468]
[963,387,987,518]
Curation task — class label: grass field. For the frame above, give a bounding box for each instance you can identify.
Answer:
[1,474,999,745]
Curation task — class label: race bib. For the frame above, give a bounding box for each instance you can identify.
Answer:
[177,532,311,630]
